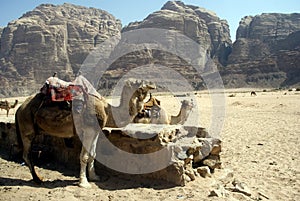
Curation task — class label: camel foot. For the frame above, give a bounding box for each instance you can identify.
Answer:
[89,173,100,181]
[32,174,44,184]
[89,175,100,182]
[79,178,91,188]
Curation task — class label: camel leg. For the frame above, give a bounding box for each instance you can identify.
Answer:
[22,137,43,183]
[79,147,91,188]
[87,157,100,181]
[87,139,100,182]
[85,132,100,182]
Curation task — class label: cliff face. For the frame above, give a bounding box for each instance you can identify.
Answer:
[98,1,232,92]
[123,1,232,66]
[0,2,299,97]
[223,13,300,88]
[0,3,121,96]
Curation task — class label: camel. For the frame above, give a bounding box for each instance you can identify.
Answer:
[105,80,156,127]
[15,76,155,188]
[0,99,18,117]
[143,93,161,110]
[133,94,194,125]
[251,91,257,96]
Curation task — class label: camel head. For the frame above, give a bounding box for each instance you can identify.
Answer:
[181,100,194,111]
[136,81,156,101]
[127,80,156,117]
[10,99,19,108]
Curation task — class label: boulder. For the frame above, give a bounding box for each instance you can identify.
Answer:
[99,124,221,185]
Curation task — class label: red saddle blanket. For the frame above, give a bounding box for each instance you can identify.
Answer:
[41,77,86,102]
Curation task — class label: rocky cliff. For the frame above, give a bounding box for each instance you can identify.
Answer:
[222,13,300,88]
[0,2,300,97]
[0,3,121,97]
[123,1,232,66]
[99,1,232,92]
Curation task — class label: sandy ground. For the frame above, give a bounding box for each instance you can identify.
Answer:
[0,89,299,201]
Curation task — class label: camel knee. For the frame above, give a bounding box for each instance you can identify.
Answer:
[80,148,95,164]
[80,153,89,165]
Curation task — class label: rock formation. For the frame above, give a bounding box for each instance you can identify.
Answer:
[123,0,232,65]
[0,3,121,97]
[0,1,300,97]
[223,13,300,88]
[99,0,232,92]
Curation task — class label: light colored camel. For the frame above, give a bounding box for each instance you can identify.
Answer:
[169,100,194,124]
[133,95,194,125]
[15,77,155,188]
[0,99,18,117]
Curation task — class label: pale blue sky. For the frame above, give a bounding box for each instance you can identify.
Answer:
[0,0,299,41]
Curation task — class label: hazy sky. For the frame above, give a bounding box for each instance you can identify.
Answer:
[1,0,299,41]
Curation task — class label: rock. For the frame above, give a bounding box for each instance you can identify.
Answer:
[1,2,299,97]
[0,3,121,97]
[209,184,229,198]
[99,124,221,185]
[111,0,232,91]
[214,168,234,185]
[202,155,222,170]
[210,144,221,155]
[223,13,300,88]
[236,13,300,43]
[258,191,270,200]
[196,166,211,178]
[232,179,252,196]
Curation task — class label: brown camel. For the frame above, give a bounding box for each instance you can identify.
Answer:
[251,91,257,96]
[15,76,155,188]
[106,80,156,127]
[0,99,18,117]
[143,93,161,110]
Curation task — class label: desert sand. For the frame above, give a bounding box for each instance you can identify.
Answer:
[0,89,299,201]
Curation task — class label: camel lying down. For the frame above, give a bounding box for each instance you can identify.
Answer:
[133,96,194,125]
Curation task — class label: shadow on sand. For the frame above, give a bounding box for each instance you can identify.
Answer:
[0,149,177,190]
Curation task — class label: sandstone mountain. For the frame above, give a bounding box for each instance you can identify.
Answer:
[0,3,121,97]
[0,1,299,97]
[99,0,232,92]
[123,1,232,66]
[222,13,300,88]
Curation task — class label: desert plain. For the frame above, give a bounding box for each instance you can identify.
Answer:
[0,88,299,201]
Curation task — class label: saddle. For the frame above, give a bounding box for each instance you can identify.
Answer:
[40,76,88,112]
